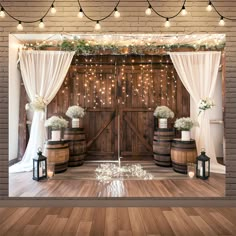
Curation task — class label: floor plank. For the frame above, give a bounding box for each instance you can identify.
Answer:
[9,162,225,198]
[0,207,236,235]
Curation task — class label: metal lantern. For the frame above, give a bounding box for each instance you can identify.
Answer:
[196,149,210,180]
[33,148,47,181]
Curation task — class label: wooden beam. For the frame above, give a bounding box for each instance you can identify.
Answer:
[123,115,153,153]
[87,111,116,148]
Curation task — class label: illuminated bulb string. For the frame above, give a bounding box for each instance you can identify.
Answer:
[77,0,121,30]
[0,0,56,30]
[145,0,187,26]
[207,1,236,25]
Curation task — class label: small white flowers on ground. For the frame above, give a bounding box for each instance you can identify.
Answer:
[153,106,174,118]
[66,105,85,118]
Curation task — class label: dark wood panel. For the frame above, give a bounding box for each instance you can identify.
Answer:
[19,54,190,161]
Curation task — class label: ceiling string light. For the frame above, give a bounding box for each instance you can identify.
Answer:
[0,0,56,30]
[145,0,187,27]
[77,0,121,30]
[0,0,235,30]
[0,6,5,18]
[208,0,236,26]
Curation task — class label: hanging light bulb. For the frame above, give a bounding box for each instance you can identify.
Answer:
[145,5,152,16]
[114,7,120,18]
[17,21,23,31]
[0,7,5,18]
[181,5,187,16]
[51,4,56,14]
[95,21,101,31]
[78,8,84,18]
[165,18,170,28]
[219,16,225,26]
[39,19,45,29]
[206,1,212,11]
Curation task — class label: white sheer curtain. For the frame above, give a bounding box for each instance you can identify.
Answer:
[10,51,75,173]
[169,51,225,173]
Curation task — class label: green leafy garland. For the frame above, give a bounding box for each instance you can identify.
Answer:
[24,39,225,55]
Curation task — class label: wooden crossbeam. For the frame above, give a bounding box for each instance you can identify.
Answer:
[123,115,153,153]
[87,111,116,148]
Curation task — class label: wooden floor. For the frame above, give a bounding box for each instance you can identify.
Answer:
[9,162,225,197]
[1,207,236,235]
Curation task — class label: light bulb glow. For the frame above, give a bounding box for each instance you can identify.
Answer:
[78,9,83,18]
[39,19,45,28]
[0,7,5,18]
[206,2,212,11]
[145,6,152,16]
[51,4,56,14]
[165,18,170,28]
[95,21,101,31]
[114,8,120,18]
[219,17,225,26]
[181,6,187,16]
[17,21,23,31]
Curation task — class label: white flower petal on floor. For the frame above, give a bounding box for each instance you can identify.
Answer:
[95,163,153,183]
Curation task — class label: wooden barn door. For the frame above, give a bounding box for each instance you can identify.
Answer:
[47,54,190,161]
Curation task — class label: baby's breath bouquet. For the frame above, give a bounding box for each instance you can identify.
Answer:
[25,95,47,111]
[153,106,174,119]
[66,105,85,119]
[198,97,215,115]
[45,116,68,130]
[174,117,198,131]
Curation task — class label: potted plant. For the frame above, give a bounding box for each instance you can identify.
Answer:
[66,105,85,128]
[153,106,174,128]
[174,117,198,141]
[45,116,68,141]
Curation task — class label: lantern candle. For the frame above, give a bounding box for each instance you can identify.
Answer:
[47,170,54,178]
[187,163,196,179]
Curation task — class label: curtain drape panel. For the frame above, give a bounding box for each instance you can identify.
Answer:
[169,51,225,173]
[10,51,75,173]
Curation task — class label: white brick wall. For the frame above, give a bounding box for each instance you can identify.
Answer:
[1,0,236,197]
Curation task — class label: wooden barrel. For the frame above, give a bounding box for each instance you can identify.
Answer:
[64,128,87,167]
[43,141,69,173]
[153,128,175,167]
[171,139,197,174]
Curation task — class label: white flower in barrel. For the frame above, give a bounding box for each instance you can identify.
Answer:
[153,106,174,129]
[66,105,85,128]
[198,97,215,115]
[45,116,68,141]
[174,117,198,141]
[25,95,47,111]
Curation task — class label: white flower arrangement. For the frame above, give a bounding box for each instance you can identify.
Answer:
[174,117,198,131]
[153,106,174,119]
[198,97,215,115]
[25,95,47,111]
[45,116,68,130]
[66,105,85,119]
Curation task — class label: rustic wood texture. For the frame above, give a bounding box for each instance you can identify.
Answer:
[46,55,190,161]
[64,128,87,166]
[153,129,175,167]
[1,207,236,235]
[1,0,235,197]
[171,139,198,174]
[43,141,69,173]
[9,162,225,198]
